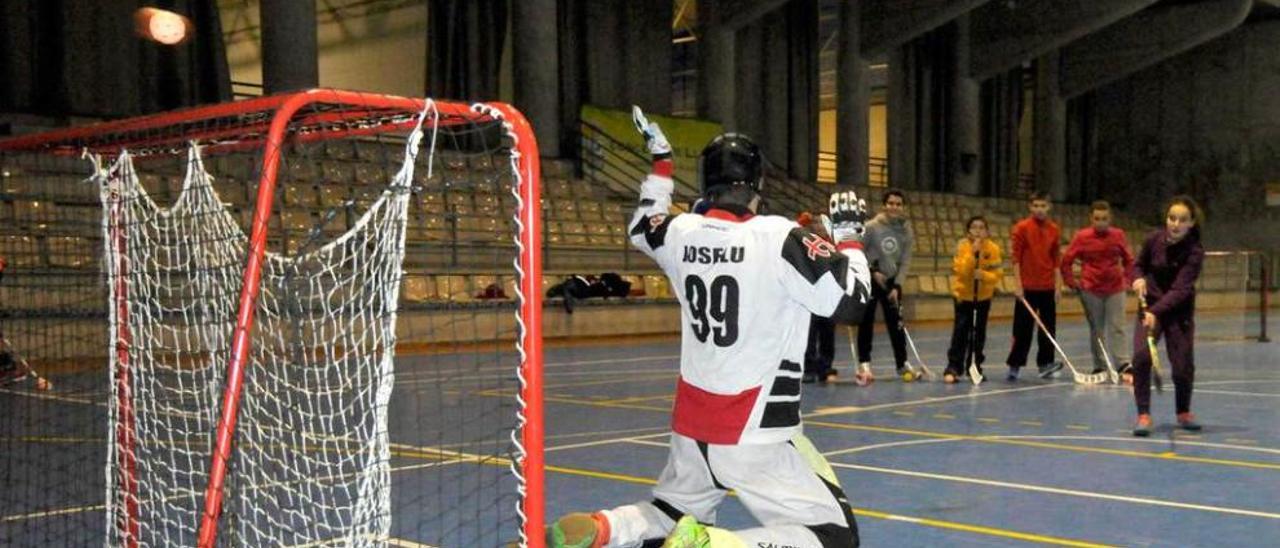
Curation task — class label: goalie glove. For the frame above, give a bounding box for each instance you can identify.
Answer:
[823,190,868,246]
[632,105,672,158]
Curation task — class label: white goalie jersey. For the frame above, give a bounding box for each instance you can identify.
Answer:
[629,174,872,445]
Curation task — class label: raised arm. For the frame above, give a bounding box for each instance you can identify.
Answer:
[627,106,678,260]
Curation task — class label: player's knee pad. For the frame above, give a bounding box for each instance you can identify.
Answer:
[806,522,858,548]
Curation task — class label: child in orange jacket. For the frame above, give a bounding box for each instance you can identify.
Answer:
[945,216,1004,384]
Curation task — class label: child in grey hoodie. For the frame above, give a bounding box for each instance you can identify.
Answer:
[855,189,915,380]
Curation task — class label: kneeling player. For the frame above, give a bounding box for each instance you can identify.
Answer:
[543,110,873,548]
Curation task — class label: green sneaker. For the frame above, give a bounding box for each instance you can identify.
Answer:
[662,515,711,548]
[547,512,605,548]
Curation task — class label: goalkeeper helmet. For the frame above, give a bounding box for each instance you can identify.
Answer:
[699,133,764,196]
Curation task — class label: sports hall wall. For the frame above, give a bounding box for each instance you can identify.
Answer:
[1091,18,1280,251]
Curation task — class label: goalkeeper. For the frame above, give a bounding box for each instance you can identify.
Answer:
[543,110,873,548]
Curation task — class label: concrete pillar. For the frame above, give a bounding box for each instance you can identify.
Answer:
[785,0,819,182]
[512,0,561,157]
[701,31,736,129]
[697,0,736,129]
[260,0,318,94]
[917,36,939,192]
[735,22,765,144]
[583,0,624,108]
[762,21,789,169]
[888,45,917,190]
[947,17,981,195]
[836,0,868,186]
[1035,52,1067,201]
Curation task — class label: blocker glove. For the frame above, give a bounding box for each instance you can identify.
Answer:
[631,105,672,158]
[823,190,868,246]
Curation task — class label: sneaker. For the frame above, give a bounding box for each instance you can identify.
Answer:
[1133,414,1153,437]
[1177,412,1202,431]
[853,362,875,386]
[662,515,711,548]
[943,370,959,384]
[821,370,838,384]
[547,512,608,548]
[1091,366,1108,375]
[1006,366,1020,382]
[1038,362,1064,379]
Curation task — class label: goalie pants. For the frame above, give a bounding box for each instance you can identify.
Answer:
[855,284,908,367]
[600,432,858,548]
[1079,291,1131,371]
[1132,312,1195,415]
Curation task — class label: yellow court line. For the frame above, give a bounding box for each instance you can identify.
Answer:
[543,463,1111,547]
[474,390,1280,470]
[538,393,670,412]
[540,373,675,390]
[807,420,1280,471]
[596,393,677,405]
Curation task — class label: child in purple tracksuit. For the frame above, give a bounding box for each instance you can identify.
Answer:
[1130,195,1205,437]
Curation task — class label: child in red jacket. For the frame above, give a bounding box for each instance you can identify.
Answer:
[1061,200,1135,376]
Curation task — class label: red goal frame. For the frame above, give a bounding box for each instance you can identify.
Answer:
[0,89,546,548]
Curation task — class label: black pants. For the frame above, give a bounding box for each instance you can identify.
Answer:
[855,284,908,367]
[804,315,836,378]
[1132,312,1196,415]
[946,299,991,374]
[1006,289,1056,368]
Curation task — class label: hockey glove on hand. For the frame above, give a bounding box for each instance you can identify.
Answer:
[631,105,672,158]
[824,191,868,245]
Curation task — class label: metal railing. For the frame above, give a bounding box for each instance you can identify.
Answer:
[816,151,888,186]
[578,120,701,203]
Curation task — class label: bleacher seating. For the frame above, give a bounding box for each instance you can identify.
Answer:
[0,138,1229,321]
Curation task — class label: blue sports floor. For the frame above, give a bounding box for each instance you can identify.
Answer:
[2,310,1277,547]
[529,310,1280,548]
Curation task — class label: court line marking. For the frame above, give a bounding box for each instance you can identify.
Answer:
[395,353,680,379]
[386,538,437,548]
[828,461,1280,520]
[398,367,677,387]
[621,436,1280,522]
[539,463,1111,547]
[809,421,1280,469]
[822,434,1280,458]
[0,387,101,406]
[1195,388,1280,398]
[807,383,1067,417]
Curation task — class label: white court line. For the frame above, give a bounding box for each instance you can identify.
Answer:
[821,435,1280,458]
[387,538,438,548]
[548,432,670,452]
[0,387,101,406]
[1195,388,1280,399]
[804,383,1067,417]
[828,461,1280,520]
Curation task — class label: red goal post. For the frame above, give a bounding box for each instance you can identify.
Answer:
[0,89,546,547]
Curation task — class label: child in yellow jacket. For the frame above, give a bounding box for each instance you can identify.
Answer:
[945,216,1004,384]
